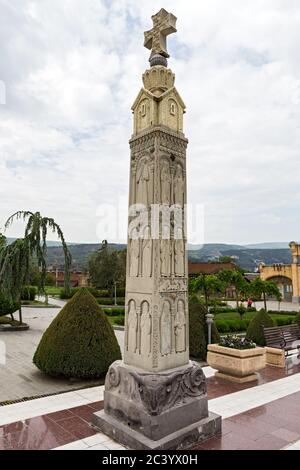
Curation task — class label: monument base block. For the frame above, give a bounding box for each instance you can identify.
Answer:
[92,360,221,450]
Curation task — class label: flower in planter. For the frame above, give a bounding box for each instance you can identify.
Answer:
[219,334,256,350]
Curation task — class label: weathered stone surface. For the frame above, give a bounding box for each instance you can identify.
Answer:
[207,344,266,383]
[92,409,221,450]
[92,360,221,448]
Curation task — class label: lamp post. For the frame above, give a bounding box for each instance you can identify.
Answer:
[206,311,215,345]
[114,281,117,306]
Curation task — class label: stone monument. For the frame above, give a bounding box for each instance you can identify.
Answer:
[92,8,221,450]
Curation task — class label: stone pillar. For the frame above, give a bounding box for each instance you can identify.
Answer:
[92,8,221,450]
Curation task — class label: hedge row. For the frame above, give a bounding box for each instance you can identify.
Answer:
[103,307,125,316]
[59,287,125,302]
[97,298,125,305]
[211,306,257,314]
[215,315,296,333]
[21,286,37,301]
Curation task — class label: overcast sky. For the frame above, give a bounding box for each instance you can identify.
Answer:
[1,0,300,245]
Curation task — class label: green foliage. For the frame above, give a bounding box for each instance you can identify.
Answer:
[274,316,295,326]
[0,291,19,316]
[33,288,121,378]
[218,270,249,306]
[249,278,282,310]
[295,313,300,328]
[190,274,225,311]
[88,242,126,294]
[189,296,220,359]
[114,316,125,326]
[215,318,251,333]
[218,256,234,263]
[21,286,37,301]
[5,211,72,296]
[103,307,125,316]
[97,297,125,305]
[246,309,275,346]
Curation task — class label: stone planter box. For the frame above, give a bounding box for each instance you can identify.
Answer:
[265,347,285,368]
[207,344,266,383]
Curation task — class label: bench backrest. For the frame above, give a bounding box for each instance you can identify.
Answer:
[263,326,284,347]
[281,324,300,344]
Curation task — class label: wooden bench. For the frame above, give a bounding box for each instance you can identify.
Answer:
[281,324,300,354]
[263,324,300,357]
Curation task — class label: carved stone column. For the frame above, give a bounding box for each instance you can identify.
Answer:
[92,8,221,450]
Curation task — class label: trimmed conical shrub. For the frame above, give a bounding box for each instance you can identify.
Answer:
[189,296,220,360]
[33,288,121,378]
[246,309,275,346]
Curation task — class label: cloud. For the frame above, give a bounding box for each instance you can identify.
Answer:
[0,0,300,245]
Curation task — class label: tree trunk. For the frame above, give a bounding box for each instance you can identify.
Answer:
[19,306,23,325]
[263,292,267,311]
[235,290,239,309]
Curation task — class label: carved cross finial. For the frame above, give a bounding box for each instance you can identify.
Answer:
[144,9,177,64]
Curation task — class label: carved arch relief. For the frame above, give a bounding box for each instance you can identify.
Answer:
[140,301,151,357]
[161,300,172,356]
[174,299,186,353]
[127,300,138,353]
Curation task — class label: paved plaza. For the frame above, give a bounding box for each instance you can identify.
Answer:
[1,361,300,450]
[0,299,124,402]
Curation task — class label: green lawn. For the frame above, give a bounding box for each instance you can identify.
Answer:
[215,311,295,323]
[44,286,61,296]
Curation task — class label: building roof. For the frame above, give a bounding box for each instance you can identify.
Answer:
[188,261,237,275]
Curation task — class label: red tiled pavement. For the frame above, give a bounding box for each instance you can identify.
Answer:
[0,362,300,450]
[194,391,300,450]
[0,402,104,450]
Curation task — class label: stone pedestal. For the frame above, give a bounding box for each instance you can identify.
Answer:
[92,360,221,450]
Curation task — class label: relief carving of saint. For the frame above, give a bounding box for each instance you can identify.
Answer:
[174,164,184,207]
[140,301,151,356]
[136,159,150,206]
[127,300,138,353]
[130,228,140,277]
[142,225,152,277]
[160,161,171,205]
[175,300,186,353]
[161,301,171,356]
[175,237,185,276]
[160,238,171,276]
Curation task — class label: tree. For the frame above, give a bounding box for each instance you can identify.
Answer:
[33,288,121,378]
[249,278,282,311]
[190,274,224,313]
[89,241,126,295]
[246,309,275,346]
[0,212,71,323]
[218,269,248,308]
[218,256,233,263]
[5,211,71,295]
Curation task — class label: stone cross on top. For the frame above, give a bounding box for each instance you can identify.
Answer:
[144,8,177,66]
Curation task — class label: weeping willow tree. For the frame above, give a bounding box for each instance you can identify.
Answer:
[0,211,72,323]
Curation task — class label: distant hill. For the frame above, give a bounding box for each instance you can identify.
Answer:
[46,243,126,269]
[244,242,291,250]
[45,242,292,272]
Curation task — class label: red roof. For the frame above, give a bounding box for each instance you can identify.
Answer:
[188,262,237,275]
